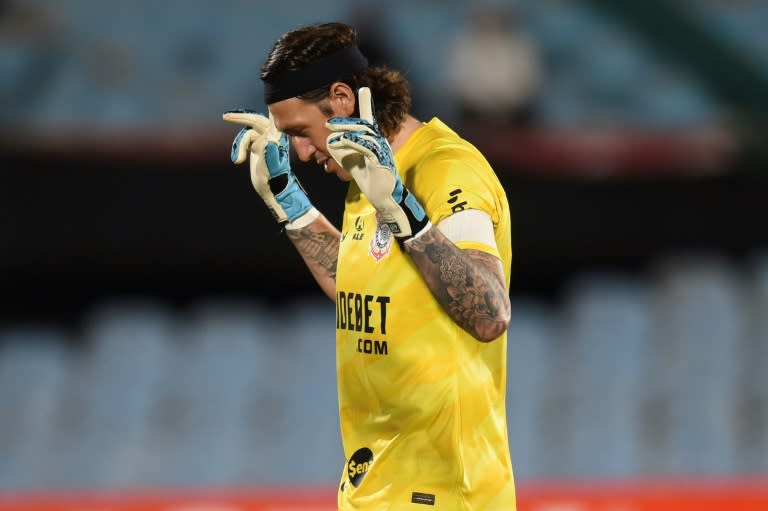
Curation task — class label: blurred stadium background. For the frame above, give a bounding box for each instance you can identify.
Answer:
[1,0,768,509]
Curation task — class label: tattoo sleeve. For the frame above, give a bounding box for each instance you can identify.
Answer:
[285,215,340,300]
[405,227,511,341]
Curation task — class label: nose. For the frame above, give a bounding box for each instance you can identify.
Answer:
[291,137,316,162]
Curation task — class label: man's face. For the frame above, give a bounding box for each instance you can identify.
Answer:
[269,97,353,182]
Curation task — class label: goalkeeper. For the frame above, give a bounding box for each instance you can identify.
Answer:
[223,22,515,511]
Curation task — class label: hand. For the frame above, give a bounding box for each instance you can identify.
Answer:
[325,87,430,242]
[222,109,313,224]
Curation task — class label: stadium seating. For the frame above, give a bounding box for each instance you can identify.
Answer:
[0,254,766,488]
[683,0,768,71]
[556,274,654,478]
[1,0,738,131]
[0,328,72,489]
[505,300,560,480]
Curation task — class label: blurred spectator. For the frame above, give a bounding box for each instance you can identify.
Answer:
[444,4,542,127]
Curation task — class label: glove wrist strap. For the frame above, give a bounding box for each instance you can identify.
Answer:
[400,220,432,249]
[395,187,430,247]
[285,207,320,230]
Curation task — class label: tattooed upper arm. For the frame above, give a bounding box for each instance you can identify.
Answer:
[463,249,507,291]
[406,228,510,341]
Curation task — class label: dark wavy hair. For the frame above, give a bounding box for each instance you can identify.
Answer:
[260,22,411,139]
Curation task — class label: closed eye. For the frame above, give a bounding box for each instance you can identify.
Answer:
[283,127,307,137]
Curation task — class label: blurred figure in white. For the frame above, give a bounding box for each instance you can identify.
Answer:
[445,4,542,127]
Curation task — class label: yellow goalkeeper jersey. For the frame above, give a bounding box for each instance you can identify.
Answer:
[335,118,515,511]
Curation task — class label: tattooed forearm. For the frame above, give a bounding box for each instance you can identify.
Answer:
[284,215,340,301]
[286,227,338,280]
[406,227,510,342]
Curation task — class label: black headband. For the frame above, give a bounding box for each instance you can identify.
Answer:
[262,45,369,104]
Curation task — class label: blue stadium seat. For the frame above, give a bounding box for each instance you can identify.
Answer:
[52,302,177,488]
[652,256,749,476]
[0,328,72,490]
[155,300,278,485]
[525,2,599,61]
[746,252,768,472]
[556,274,654,478]
[631,71,720,128]
[687,0,768,72]
[270,300,342,483]
[505,300,560,480]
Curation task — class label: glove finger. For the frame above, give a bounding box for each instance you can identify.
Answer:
[341,130,389,157]
[326,116,377,133]
[264,111,284,145]
[327,132,344,150]
[327,133,378,164]
[345,134,390,165]
[231,127,256,164]
[249,135,269,184]
[223,109,271,132]
[264,140,290,178]
[358,87,374,124]
[328,129,378,150]
[327,129,373,147]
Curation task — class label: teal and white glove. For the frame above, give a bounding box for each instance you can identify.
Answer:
[326,87,430,244]
[223,109,314,225]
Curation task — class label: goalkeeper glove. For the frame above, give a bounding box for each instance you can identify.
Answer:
[222,110,314,225]
[326,87,430,244]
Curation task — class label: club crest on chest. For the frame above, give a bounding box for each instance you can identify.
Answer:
[369,212,394,261]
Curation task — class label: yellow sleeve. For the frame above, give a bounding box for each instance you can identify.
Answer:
[407,148,504,229]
